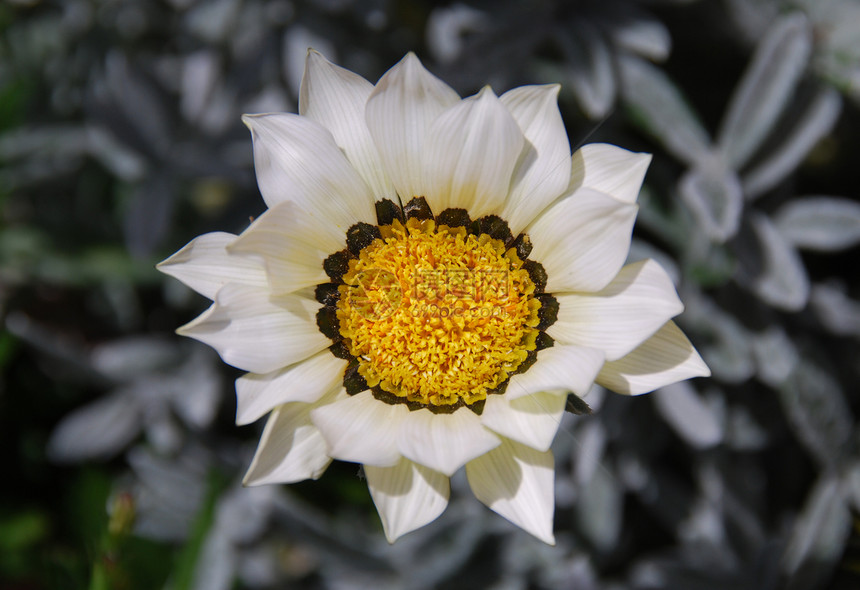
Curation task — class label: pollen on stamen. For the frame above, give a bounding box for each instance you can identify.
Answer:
[336,217,540,408]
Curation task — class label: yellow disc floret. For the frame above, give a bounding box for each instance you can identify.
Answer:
[336,217,541,407]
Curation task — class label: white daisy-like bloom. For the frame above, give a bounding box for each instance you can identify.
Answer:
[158,51,709,544]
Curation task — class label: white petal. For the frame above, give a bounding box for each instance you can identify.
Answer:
[505,344,605,400]
[299,50,395,200]
[243,402,333,486]
[569,143,651,204]
[422,86,524,216]
[365,458,450,543]
[597,321,710,394]
[310,390,408,467]
[228,200,343,294]
[498,84,572,234]
[242,112,376,230]
[365,53,460,202]
[396,408,501,476]
[177,284,329,374]
[235,350,348,426]
[466,437,555,544]
[481,391,567,452]
[157,232,268,300]
[528,187,638,293]
[548,259,684,361]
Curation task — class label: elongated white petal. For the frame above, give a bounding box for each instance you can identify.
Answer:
[569,144,651,204]
[396,409,500,476]
[177,284,329,374]
[228,200,343,294]
[528,187,638,293]
[366,53,460,201]
[365,458,450,543]
[505,344,604,400]
[242,113,376,230]
[300,50,395,200]
[243,402,334,486]
[466,437,555,544]
[548,259,684,361]
[499,85,571,234]
[157,232,268,300]
[422,86,524,216]
[310,390,408,467]
[481,391,567,452]
[597,321,710,394]
[235,350,348,426]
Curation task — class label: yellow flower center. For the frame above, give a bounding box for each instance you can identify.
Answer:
[336,217,541,407]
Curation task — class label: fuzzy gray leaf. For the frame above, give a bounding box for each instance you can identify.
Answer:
[557,25,615,119]
[782,475,851,589]
[742,88,841,200]
[810,282,860,337]
[576,458,622,551]
[654,382,723,449]
[739,214,810,311]
[679,158,744,242]
[773,196,860,252]
[751,326,799,387]
[717,13,812,168]
[778,361,852,467]
[608,11,671,61]
[48,390,143,462]
[618,55,711,165]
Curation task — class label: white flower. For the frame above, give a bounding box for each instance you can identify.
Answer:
[158,51,709,544]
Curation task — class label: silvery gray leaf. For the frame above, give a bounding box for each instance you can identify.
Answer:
[540,555,599,590]
[772,196,860,252]
[679,157,744,242]
[847,460,860,512]
[181,50,220,125]
[192,528,236,590]
[575,457,622,551]
[90,336,180,381]
[426,4,486,64]
[216,486,277,544]
[724,0,779,43]
[47,389,143,462]
[810,282,860,337]
[654,382,723,449]
[781,475,851,589]
[778,360,852,467]
[85,126,147,181]
[717,13,812,169]
[742,88,841,200]
[169,350,221,428]
[726,406,768,451]
[678,465,724,545]
[123,171,175,257]
[144,412,184,454]
[184,0,241,43]
[129,445,209,541]
[557,24,615,119]
[618,55,711,165]
[573,420,607,486]
[750,326,799,387]
[104,51,173,156]
[737,213,810,311]
[607,10,671,61]
[684,291,755,383]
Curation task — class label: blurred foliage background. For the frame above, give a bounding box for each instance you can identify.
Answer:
[2,0,860,588]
